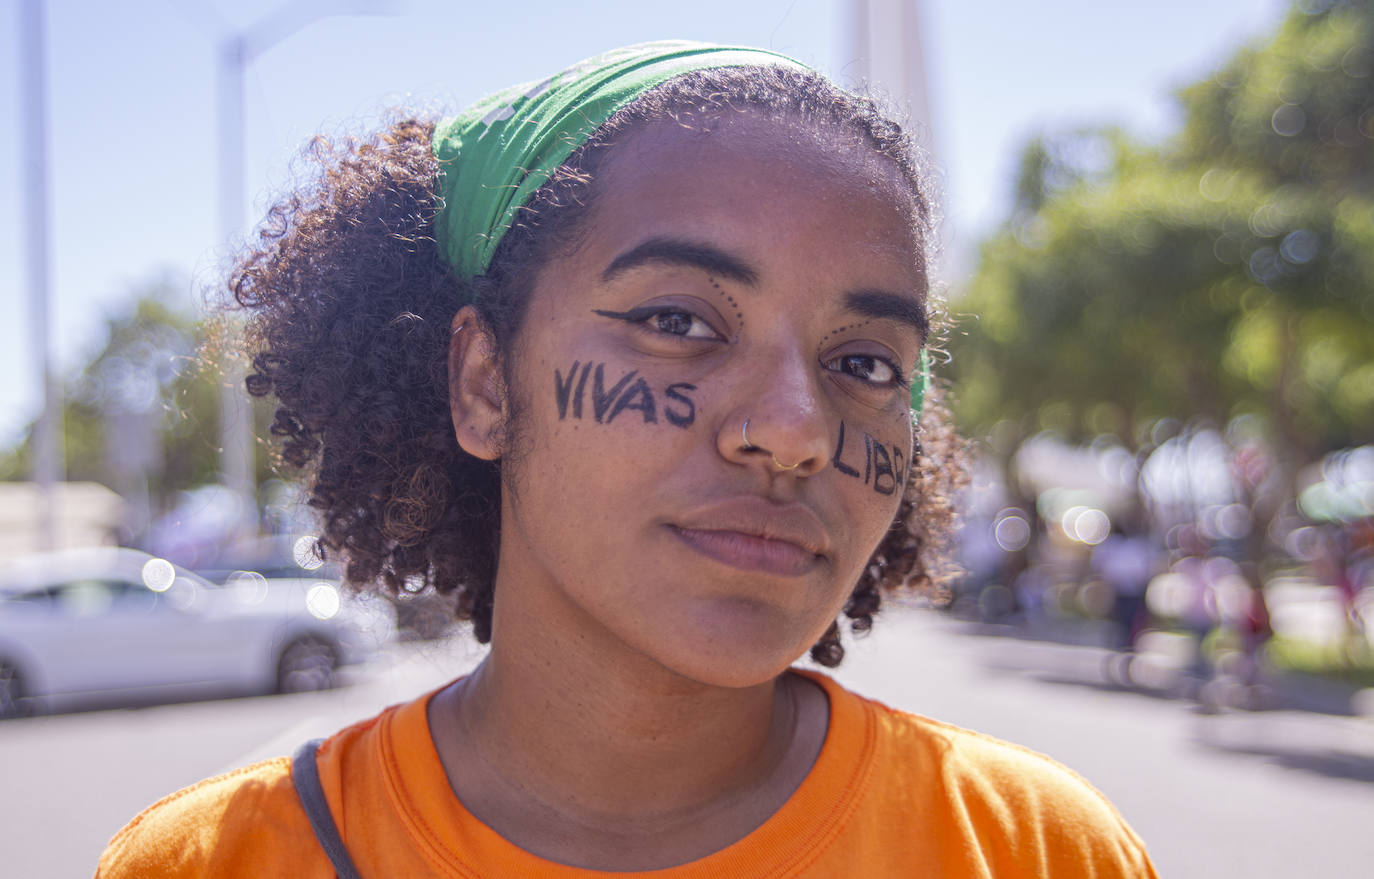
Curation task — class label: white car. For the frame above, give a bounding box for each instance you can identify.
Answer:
[0,547,394,718]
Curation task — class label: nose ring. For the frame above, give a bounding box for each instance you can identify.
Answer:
[742,419,802,472]
[741,419,757,450]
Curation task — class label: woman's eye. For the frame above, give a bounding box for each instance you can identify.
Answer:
[593,305,724,341]
[827,354,899,386]
[648,310,718,339]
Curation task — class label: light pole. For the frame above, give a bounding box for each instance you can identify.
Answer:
[212,0,392,535]
[846,0,936,145]
[845,0,945,279]
[20,0,63,552]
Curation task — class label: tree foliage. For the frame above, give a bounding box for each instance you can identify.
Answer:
[953,0,1374,465]
[0,277,273,533]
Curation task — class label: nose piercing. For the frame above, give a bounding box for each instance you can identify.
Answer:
[742,419,802,472]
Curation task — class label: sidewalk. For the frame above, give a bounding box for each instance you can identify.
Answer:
[937,611,1374,781]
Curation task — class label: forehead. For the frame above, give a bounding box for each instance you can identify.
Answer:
[576,112,927,298]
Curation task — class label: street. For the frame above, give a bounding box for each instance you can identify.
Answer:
[2,608,1370,878]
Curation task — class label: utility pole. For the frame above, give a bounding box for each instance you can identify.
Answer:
[20,0,63,551]
[213,1,392,537]
[847,0,936,144]
[845,0,945,277]
[217,30,254,536]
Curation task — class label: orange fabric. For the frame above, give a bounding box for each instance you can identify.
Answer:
[97,671,1157,877]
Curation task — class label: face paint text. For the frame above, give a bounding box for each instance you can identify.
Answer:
[554,361,696,428]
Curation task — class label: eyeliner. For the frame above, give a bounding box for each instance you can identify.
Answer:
[592,307,662,322]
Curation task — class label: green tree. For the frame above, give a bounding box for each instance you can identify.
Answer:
[0,277,274,541]
[953,0,1374,470]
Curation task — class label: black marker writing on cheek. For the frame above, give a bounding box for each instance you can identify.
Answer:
[592,364,638,423]
[608,376,656,424]
[664,383,697,428]
[553,362,696,429]
[871,441,896,495]
[573,361,591,419]
[833,420,905,496]
[555,362,594,420]
[832,421,861,477]
[554,361,581,420]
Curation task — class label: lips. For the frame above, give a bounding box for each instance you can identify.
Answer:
[669,496,830,577]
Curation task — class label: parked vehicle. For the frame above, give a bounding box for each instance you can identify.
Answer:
[0,547,394,718]
[195,534,459,641]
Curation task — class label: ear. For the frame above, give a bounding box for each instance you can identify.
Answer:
[448,305,506,461]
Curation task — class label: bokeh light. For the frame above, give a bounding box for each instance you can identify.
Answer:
[141,557,175,593]
[306,582,340,620]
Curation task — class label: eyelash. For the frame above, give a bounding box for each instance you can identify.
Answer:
[594,306,908,389]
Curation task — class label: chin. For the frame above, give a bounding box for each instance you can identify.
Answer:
[662,653,804,691]
[641,598,823,688]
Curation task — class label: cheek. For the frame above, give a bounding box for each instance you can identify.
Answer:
[827,416,913,502]
[507,356,704,500]
[547,359,699,429]
[546,359,697,431]
[823,414,913,574]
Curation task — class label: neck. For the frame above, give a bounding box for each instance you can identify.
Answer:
[450,606,797,824]
[424,528,831,868]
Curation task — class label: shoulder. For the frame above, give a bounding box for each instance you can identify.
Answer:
[841,685,1158,877]
[94,696,417,879]
[95,757,327,879]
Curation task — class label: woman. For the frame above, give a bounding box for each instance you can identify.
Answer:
[98,42,1156,877]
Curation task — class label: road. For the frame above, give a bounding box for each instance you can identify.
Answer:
[1,608,1370,878]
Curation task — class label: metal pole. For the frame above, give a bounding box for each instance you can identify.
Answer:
[846,0,872,87]
[212,3,393,535]
[848,0,936,157]
[20,0,62,552]
[846,0,945,277]
[217,35,257,534]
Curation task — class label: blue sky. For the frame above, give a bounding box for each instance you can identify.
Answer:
[0,0,1287,447]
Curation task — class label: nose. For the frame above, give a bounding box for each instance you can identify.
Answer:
[717,347,831,478]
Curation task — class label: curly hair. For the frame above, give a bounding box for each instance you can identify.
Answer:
[233,65,966,666]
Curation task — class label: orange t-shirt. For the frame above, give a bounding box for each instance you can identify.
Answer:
[96,671,1157,877]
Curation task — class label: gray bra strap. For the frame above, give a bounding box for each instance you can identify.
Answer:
[291,738,364,879]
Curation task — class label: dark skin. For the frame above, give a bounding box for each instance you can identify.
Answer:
[431,112,927,870]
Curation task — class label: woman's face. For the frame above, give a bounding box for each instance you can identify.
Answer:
[492,112,928,687]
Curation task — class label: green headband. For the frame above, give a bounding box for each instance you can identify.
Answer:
[431,41,808,279]
[432,40,929,416]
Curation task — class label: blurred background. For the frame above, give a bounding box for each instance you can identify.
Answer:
[2,0,1371,876]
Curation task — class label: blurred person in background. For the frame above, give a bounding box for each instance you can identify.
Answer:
[1168,525,1220,695]
[96,42,1155,877]
[1089,512,1159,678]
[1313,525,1367,643]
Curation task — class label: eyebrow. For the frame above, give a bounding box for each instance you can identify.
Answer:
[844,290,929,344]
[601,237,760,286]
